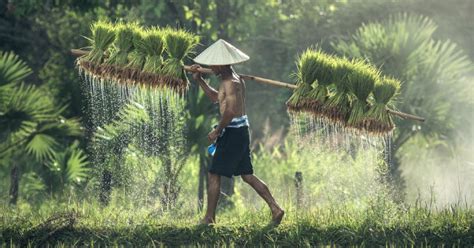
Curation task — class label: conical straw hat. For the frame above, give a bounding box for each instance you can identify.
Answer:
[193,39,250,65]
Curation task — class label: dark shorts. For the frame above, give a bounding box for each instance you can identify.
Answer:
[209,126,254,178]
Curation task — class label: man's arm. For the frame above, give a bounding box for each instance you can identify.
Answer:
[196,78,219,103]
[215,80,238,134]
[191,64,218,103]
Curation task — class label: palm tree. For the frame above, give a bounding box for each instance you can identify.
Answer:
[0,51,86,204]
[331,14,474,198]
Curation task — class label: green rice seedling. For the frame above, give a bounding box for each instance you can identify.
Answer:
[347,59,380,128]
[304,51,337,115]
[106,22,135,66]
[142,27,165,74]
[287,82,313,111]
[325,58,353,122]
[162,28,199,81]
[366,76,400,133]
[127,25,147,70]
[297,49,320,88]
[85,20,116,64]
[287,49,320,110]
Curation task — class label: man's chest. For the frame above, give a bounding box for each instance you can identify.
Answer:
[217,85,226,104]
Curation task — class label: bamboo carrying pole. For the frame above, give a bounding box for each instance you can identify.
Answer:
[71,49,425,122]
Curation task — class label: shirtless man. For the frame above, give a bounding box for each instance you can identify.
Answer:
[189,40,284,226]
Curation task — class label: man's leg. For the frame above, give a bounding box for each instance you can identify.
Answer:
[241,174,284,223]
[201,172,221,224]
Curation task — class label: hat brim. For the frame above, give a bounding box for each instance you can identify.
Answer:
[192,57,249,66]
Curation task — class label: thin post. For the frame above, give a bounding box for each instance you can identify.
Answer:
[294,171,303,209]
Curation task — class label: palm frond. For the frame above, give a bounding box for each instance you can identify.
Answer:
[65,142,89,183]
[0,51,32,86]
[25,133,58,161]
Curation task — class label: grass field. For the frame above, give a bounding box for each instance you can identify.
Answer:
[1,198,473,247]
[1,143,473,247]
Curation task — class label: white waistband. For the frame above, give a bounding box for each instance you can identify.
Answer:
[227,115,249,128]
[213,115,249,130]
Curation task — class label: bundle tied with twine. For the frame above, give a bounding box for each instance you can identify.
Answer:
[346,59,379,130]
[286,48,405,135]
[287,49,320,112]
[366,76,401,134]
[76,20,199,94]
[325,59,353,124]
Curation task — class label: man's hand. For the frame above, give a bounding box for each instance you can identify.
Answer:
[191,64,203,82]
[208,129,220,144]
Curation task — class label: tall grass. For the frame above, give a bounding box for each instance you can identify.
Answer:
[1,195,472,247]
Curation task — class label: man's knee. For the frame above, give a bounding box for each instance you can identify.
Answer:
[208,172,221,183]
[241,174,254,183]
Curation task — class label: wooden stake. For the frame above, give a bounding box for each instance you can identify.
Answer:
[294,171,303,209]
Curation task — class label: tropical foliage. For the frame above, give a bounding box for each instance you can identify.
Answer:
[0,51,88,204]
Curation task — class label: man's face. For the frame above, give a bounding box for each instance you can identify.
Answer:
[209,65,229,74]
[209,65,221,74]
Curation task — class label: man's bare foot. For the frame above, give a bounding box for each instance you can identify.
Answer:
[198,216,215,225]
[270,207,285,226]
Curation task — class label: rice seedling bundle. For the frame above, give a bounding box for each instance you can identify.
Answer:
[347,59,380,129]
[287,49,320,112]
[106,23,134,66]
[306,51,335,100]
[127,27,147,70]
[85,21,116,64]
[142,28,165,74]
[284,49,413,135]
[366,76,400,133]
[325,59,353,123]
[76,21,199,93]
[162,29,200,82]
[300,50,337,118]
[287,82,313,112]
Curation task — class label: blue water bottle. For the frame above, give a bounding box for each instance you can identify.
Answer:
[208,143,217,156]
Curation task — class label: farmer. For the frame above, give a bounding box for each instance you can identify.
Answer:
[190,39,285,226]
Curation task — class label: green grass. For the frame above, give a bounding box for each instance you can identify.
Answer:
[1,140,472,247]
[1,197,473,247]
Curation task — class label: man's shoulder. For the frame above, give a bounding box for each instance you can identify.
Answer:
[220,78,238,87]
[221,76,243,85]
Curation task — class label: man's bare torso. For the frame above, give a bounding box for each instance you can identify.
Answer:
[218,73,246,117]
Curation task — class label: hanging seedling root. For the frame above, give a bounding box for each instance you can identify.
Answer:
[77,59,187,94]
